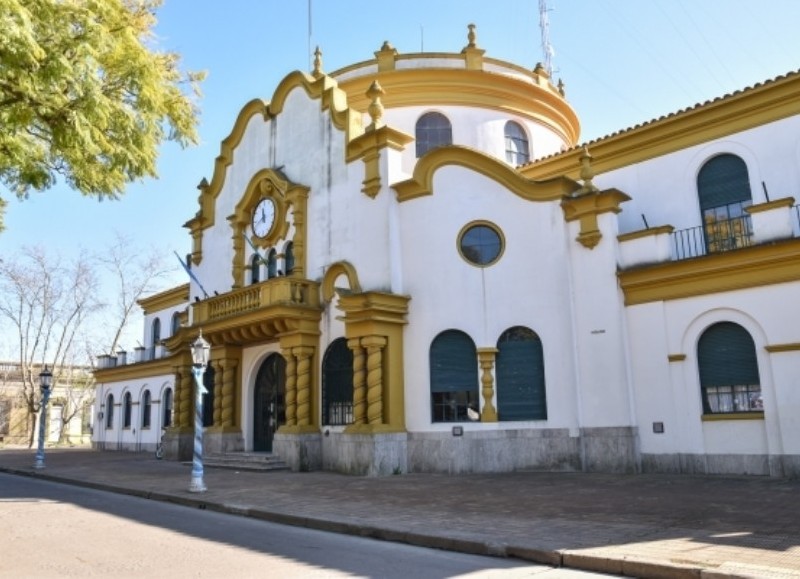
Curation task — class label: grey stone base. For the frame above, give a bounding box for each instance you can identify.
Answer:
[204,430,244,455]
[322,432,408,476]
[273,432,322,472]
[164,431,194,462]
[580,427,640,474]
[642,453,800,477]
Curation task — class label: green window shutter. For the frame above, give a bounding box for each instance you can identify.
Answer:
[322,338,354,425]
[496,326,547,421]
[698,154,751,211]
[698,322,760,387]
[430,330,478,394]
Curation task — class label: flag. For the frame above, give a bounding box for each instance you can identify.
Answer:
[243,232,270,267]
[174,252,209,298]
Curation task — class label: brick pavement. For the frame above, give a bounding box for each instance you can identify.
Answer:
[1,447,799,578]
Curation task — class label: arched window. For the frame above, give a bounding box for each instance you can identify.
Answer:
[284,242,295,276]
[416,112,452,158]
[142,390,151,429]
[504,121,529,165]
[267,249,277,279]
[105,394,114,428]
[698,154,753,253]
[150,318,161,360]
[697,322,762,414]
[429,330,479,422]
[123,392,132,429]
[170,312,181,336]
[162,388,173,428]
[496,326,547,421]
[251,253,261,284]
[322,338,354,425]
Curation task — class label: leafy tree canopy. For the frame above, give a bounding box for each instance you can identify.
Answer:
[0,0,204,230]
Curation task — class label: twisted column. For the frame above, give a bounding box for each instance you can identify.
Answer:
[293,346,314,426]
[362,336,387,426]
[221,359,237,428]
[172,370,183,428]
[212,360,222,427]
[179,368,192,429]
[283,351,297,426]
[348,338,366,425]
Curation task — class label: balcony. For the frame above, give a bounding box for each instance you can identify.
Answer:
[671,215,753,260]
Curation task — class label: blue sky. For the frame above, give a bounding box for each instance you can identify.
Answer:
[2,0,799,352]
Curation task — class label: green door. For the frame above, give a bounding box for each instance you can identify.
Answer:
[253,354,286,452]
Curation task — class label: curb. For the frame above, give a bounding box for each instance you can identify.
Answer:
[0,465,758,578]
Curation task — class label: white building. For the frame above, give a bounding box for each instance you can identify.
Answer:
[93,26,800,477]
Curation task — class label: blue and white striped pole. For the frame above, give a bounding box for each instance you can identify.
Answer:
[33,366,53,470]
[188,331,210,493]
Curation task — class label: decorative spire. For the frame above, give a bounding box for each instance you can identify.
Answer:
[576,147,599,195]
[366,80,386,131]
[467,23,477,48]
[312,46,323,78]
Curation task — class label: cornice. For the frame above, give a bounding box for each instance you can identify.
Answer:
[336,67,580,146]
[94,354,184,383]
[523,70,800,181]
[619,238,800,306]
[137,284,189,314]
[393,145,580,203]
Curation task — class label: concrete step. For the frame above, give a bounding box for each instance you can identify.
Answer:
[201,452,290,472]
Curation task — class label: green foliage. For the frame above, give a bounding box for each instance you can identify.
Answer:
[0,0,204,230]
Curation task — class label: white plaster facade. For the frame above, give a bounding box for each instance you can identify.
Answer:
[94,29,800,477]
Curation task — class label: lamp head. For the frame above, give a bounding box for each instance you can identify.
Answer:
[190,330,210,367]
[39,365,53,393]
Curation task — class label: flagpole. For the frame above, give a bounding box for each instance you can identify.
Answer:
[174,251,210,298]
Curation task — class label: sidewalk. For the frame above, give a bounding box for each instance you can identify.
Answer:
[1,448,798,579]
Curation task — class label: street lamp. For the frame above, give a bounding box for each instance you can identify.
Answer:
[33,365,53,469]
[188,330,210,493]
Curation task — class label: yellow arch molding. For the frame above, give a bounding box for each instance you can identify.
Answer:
[186,71,365,264]
[393,145,580,203]
[322,261,363,302]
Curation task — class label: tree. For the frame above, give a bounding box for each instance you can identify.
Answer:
[0,0,203,231]
[0,241,176,446]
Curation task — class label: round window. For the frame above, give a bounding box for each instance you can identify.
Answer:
[458,222,504,267]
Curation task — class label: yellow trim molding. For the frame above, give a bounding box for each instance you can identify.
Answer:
[321,261,363,302]
[457,220,506,267]
[765,342,800,353]
[394,145,580,203]
[138,284,189,315]
[667,354,686,362]
[745,197,796,214]
[618,225,675,242]
[619,238,800,305]
[524,71,800,182]
[702,412,764,422]
[561,188,631,249]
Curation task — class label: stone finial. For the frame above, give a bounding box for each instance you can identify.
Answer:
[197,177,209,190]
[533,62,546,75]
[366,80,386,131]
[380,40,394,52]
[313,46,323,78]
[576,147,599,195]
[467,23,477,48]
[557,78,565,96]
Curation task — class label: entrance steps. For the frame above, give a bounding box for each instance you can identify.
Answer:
[202,452,290,472]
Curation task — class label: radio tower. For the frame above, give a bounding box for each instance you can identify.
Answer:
[539,0,554,77]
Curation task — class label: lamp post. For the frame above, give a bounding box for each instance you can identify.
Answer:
[33,366,53,469]
[188,330,210,493]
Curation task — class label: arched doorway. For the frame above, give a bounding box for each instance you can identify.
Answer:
[253,353,286,452]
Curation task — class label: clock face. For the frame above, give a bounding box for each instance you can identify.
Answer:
[252,198,275,238]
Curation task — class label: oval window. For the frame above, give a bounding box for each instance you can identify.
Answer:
[458,222,504,266]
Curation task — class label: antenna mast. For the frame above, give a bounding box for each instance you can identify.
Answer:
[538,0,554,77]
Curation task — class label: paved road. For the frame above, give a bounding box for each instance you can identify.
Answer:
[1,448,800,578]
[0,473,608,578]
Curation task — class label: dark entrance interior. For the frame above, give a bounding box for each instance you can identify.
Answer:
[253,353,286,452]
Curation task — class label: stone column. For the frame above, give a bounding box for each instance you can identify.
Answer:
[348,338,367,425]
[178,367,192,429]
[476,348,498,422]
[284,350,297,427]
[173,369,183,428]
[362,336,387,426]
